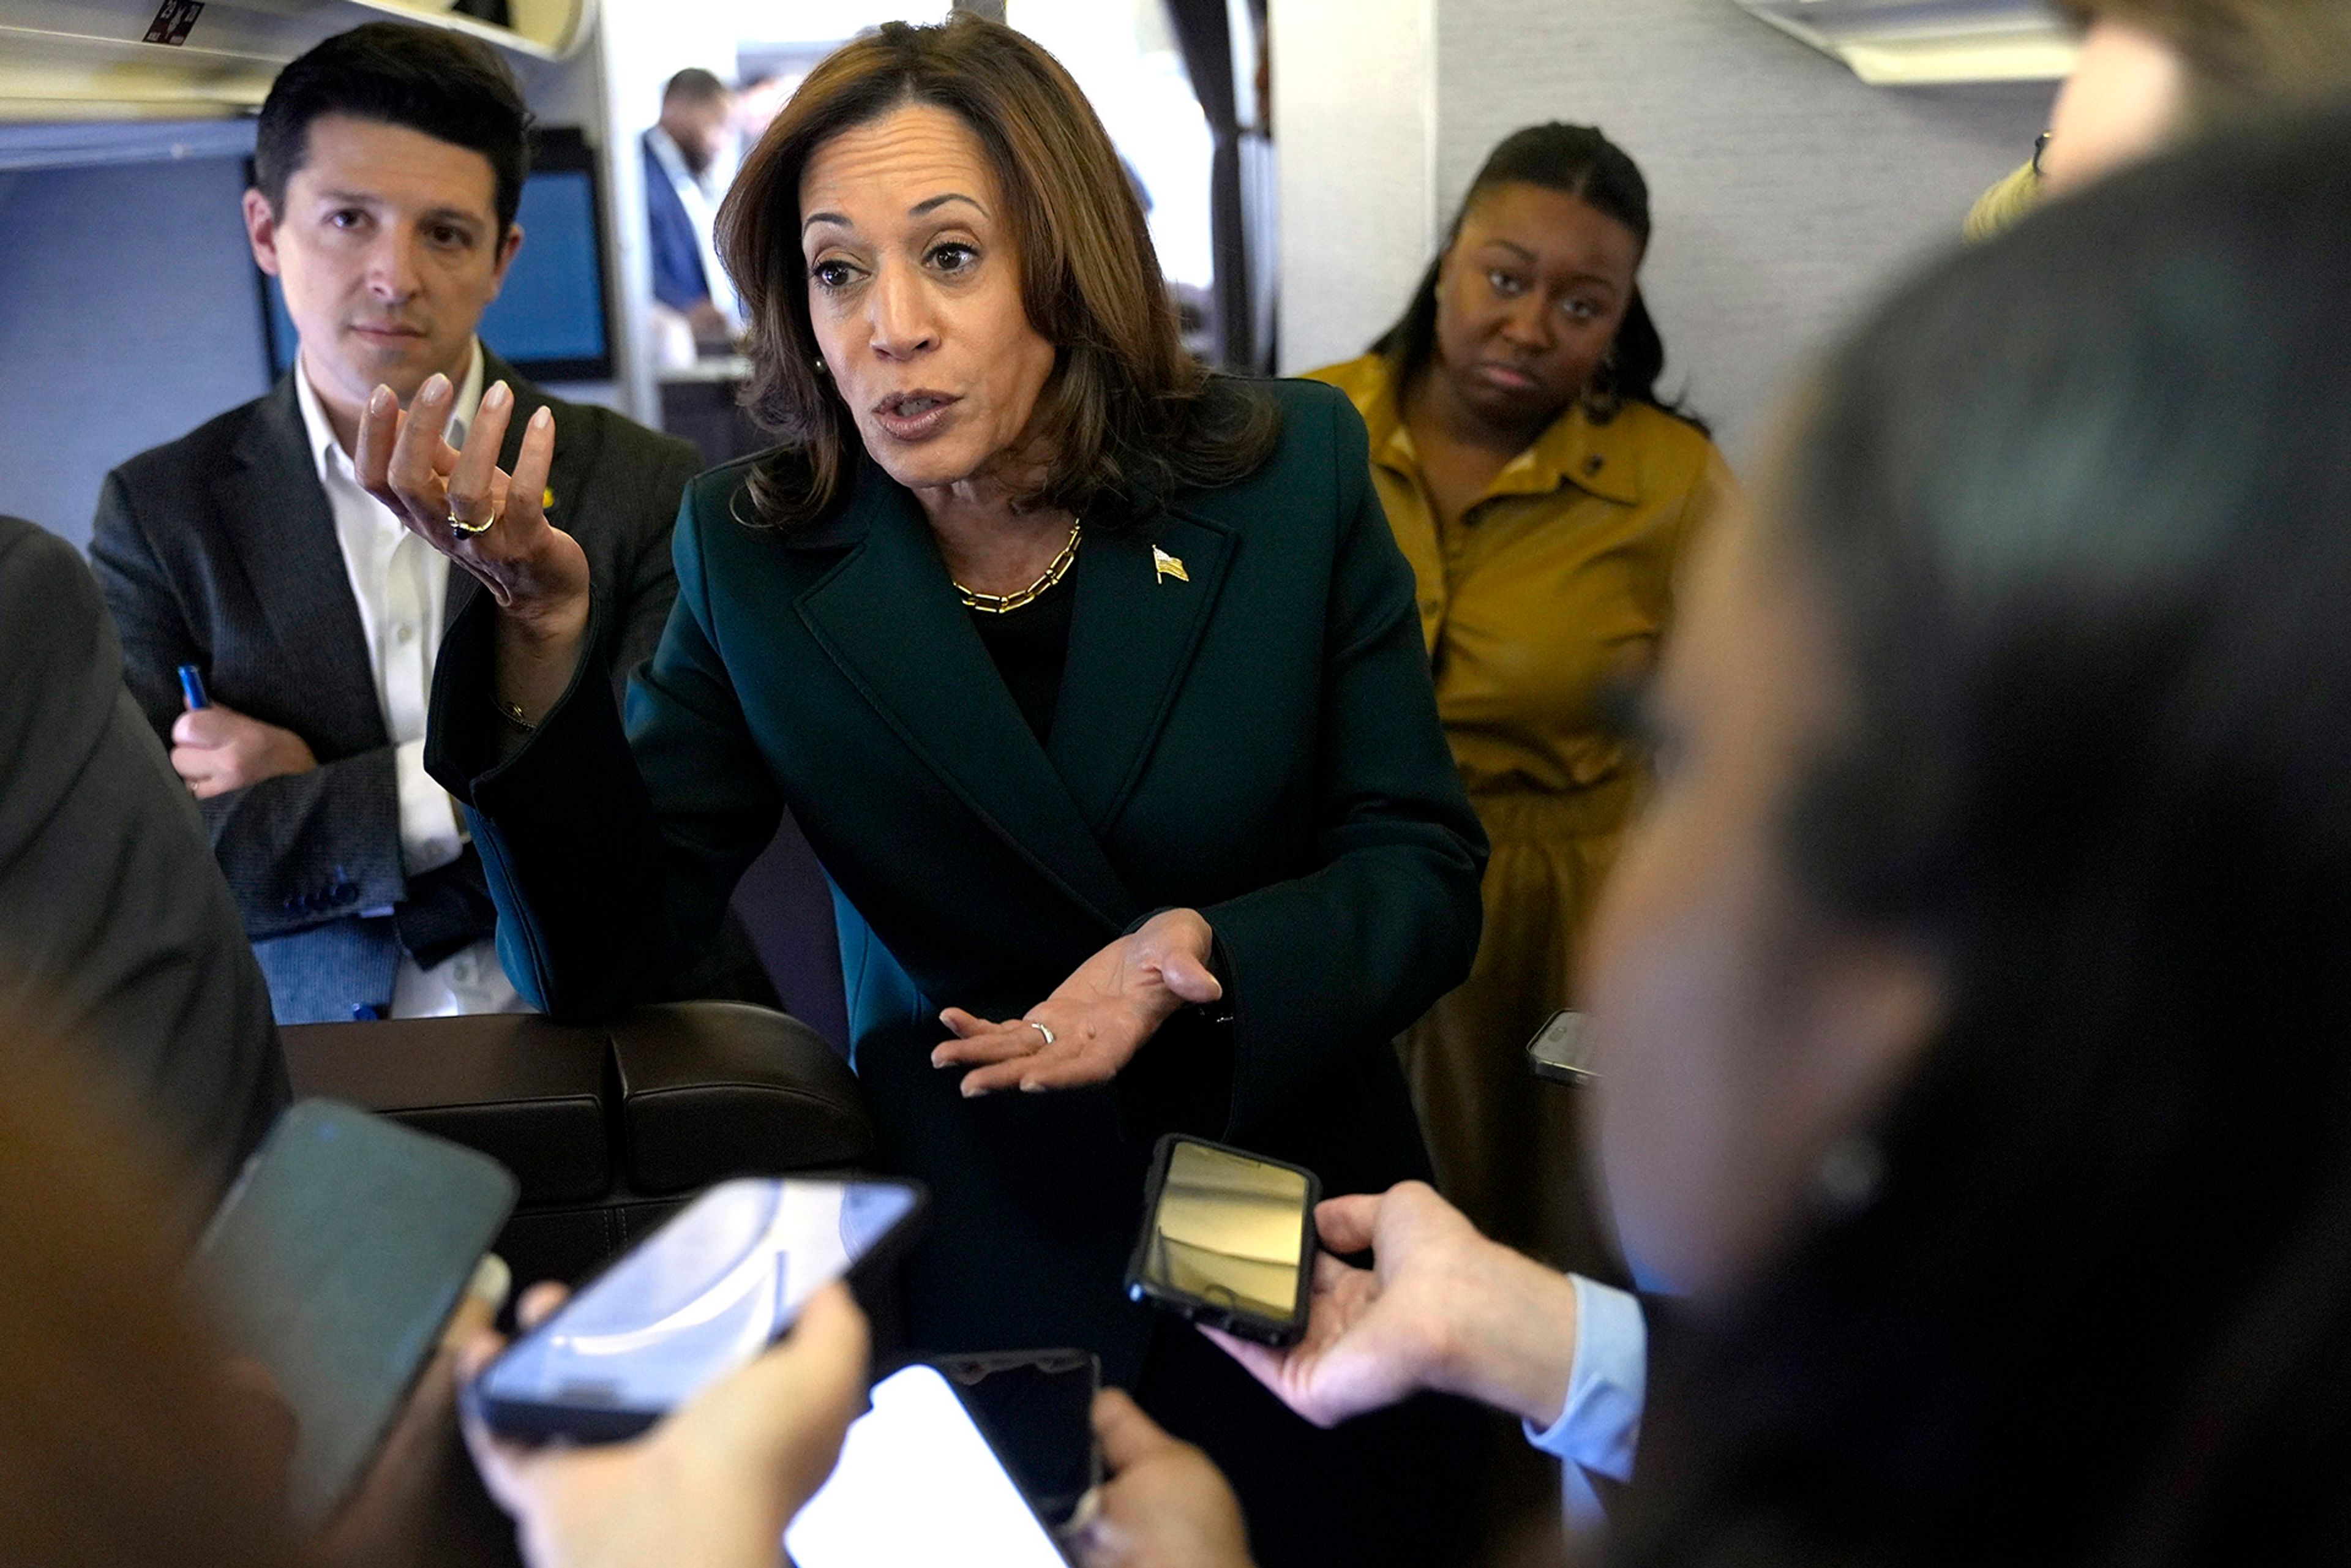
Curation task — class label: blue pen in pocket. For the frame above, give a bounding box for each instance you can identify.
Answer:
[176,663,210,710]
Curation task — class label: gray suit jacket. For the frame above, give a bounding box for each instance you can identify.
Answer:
[89,353,701,1023]
[0,516,288,1213]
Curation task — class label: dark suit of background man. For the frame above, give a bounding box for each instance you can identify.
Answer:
[91,23,709,1025]
[0,517,287,1221]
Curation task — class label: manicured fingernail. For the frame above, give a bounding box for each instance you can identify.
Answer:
[484,380,511,410]
[931,1050,950,1068]
[529,407,552,432]
[1020,1079,1044,1093]
[368,384,396,415]
[421,373,451,399]
[962,1079,985,1098]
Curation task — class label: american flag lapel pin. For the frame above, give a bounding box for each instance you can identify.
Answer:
[1152,545,1189,583]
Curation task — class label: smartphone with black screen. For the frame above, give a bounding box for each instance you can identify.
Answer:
[1123,1135,1319,1348]
[1526,1010,1599,1086]
[935,1348,1101,1528]
[190,1100,519,1531]
[467,1176,925,1443]
[787,1362,1068,1567]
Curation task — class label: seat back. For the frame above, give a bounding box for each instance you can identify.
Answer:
[280,1003,874,1286]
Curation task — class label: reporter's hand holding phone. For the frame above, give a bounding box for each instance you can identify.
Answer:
[458,1281,870,1568]
[1203,1180,1584,1431]
[353,372,590,726]
[1069,1390,1254,1568]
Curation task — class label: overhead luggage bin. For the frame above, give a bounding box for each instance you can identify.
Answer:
[1733,0,2080,86]
[0,0,593,121]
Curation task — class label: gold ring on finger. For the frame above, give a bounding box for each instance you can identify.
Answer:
[447,506,498,537]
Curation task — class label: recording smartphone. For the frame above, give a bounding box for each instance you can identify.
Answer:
[189,1100,519,1531]
[467,1176,925,1443]
[934,1348,1102,1528]
[1124,1135,1319,1348]
[786,1363,1068,1568]
[1525,1010,1599,1086]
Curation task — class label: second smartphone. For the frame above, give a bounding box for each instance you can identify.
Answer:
[1123,1135,1321,1347]
[936,1348,1102,1528]
[467,1175,925,1442]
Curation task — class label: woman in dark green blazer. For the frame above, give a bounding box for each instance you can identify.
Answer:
[373,18,1485,1562]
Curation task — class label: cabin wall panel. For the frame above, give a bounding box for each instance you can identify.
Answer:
[0,154,266,552]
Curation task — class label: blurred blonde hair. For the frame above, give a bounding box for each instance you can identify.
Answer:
[1963,157,2045,241]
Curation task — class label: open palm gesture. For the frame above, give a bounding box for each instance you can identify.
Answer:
[932,909,1224,1097]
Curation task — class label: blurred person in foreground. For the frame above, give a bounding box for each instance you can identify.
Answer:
[1068,106,2351,1566]
[0,1002,299,1566]
[369,15,1487,1562]
[1308,124,1733,1288]
[1965,0,2351,235]
[0,516,285,1213]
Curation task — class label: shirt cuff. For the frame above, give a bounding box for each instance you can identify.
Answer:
[1524,1274,1648,1526]
[397,738,465,876]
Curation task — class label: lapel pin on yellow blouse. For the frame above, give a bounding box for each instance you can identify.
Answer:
[1152,546,1189,584]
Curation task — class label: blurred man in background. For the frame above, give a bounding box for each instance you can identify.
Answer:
[643,67,742,355]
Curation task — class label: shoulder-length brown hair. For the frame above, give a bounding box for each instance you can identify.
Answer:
[716,13,1278,528]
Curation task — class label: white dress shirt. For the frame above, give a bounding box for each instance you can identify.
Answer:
[292,341,529,1019]
[645,124,743,330]
[1524,1274,1648,1533]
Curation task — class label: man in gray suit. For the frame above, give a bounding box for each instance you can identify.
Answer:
[0,516,287,1213]
[91,24,722,1024]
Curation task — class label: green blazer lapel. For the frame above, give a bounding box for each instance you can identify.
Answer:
[216,377,386,740]
[1050,508,1232,833]
[795,475,1141,932]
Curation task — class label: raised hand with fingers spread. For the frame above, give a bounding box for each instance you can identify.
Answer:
[352,372,592,724]
[1203,1180,1583,1432]
[932,908,1224,1097]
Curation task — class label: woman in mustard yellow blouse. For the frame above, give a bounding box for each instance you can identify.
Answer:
[1310,123,1734,1277]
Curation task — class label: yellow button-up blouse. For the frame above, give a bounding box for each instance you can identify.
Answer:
[1310,351,1734,809]
[1308,350,1736,1272]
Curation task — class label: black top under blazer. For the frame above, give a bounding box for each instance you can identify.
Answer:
[430,378,1488,1375]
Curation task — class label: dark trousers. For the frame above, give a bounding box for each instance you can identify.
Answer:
[1134,1314,1488,1568]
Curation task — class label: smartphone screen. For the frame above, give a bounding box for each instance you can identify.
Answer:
[937,1350,1100,1526]
[191,1101,517,1531]
[1138,1139,1311,1324]
[786,1364,1067,1568]
[477,1177,918,1430]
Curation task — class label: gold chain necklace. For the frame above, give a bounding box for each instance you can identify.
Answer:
[953,520,1082,613]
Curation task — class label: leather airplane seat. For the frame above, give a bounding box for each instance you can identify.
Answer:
[280,1002,876,1287]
